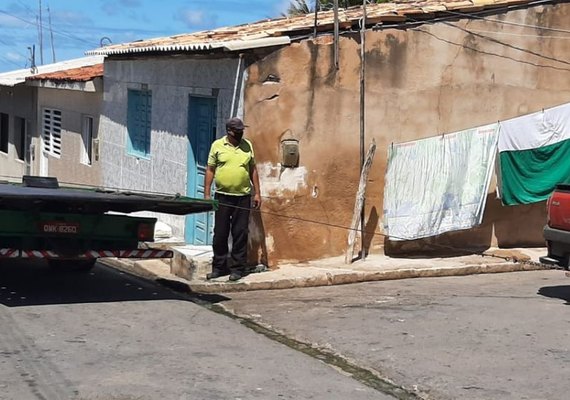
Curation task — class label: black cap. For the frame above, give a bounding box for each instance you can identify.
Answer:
[226,117,246,131]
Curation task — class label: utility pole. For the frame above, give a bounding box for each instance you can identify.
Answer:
[360,0,367,260]
[38,0,44,65]
[333,0,339,70]
[47,6,56,63]
[313,0,319,39]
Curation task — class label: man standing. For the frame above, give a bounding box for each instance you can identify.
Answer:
[204,117,261,281]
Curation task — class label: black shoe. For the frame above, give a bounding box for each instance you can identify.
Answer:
[206,270,229,280]
[228,271,242,281]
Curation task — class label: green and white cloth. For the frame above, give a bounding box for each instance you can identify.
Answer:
[498,103,570,205]
[383,124,499,241]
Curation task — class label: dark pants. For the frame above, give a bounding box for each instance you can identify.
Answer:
[212,193,251,273]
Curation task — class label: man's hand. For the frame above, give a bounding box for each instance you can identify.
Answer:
[252,193,262,209]
[250,166,261,209]
[204,166,215,200]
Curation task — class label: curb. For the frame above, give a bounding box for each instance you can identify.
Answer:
[99,257,550,294]
[184,262,548,293]
[99,258,161,281]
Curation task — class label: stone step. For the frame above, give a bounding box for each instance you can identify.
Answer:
[170,246,213,281]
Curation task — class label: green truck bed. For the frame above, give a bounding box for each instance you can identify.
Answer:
[0,177,217,268]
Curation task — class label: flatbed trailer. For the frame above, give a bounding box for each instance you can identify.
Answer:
[0,176,216,271]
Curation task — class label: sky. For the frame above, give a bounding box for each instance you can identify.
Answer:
[0,0,294,73]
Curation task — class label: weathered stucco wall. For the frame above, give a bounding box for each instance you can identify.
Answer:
[99,56,242,236]
[245,3,570,264]
[0,84,35,178]
[37,86,102,186]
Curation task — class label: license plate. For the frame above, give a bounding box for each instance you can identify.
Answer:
[39,221,80,235]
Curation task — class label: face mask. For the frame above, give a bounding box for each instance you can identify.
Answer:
[231,130,244,141]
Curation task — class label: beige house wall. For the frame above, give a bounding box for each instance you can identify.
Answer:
[0,84,35,178]
[244,3,570,265]
[37,83,102,186]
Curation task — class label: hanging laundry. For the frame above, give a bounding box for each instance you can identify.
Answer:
[383,124,499,241]
[498,103,570,206]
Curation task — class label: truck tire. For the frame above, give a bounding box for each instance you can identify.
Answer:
[48,259,96,272]
[562,255,570,270]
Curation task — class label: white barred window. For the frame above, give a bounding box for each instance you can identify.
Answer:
[42,108,62,157]
[81,115,93,165]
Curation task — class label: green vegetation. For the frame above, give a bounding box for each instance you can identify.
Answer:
[284,0,389,17]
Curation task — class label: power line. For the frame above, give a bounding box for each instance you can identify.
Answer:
[372,2,570,37]
[440,19,570,66]
[0,9,94,47]
[413,27,570,72]
[401,12,570,68]
[0,55,26,69]
[466,28,570,39]
[15,0,36,17]
[0,36,29,68]
[443,9,570,34]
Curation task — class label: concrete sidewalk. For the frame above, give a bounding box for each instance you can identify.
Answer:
[99,246,553,294]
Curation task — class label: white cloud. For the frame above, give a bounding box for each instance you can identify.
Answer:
[182,10,205,26]
[52,10,93,26]
[0,13,29,28]
[175,8,217,29]
[101,0,141,16]
[6,52,24,62]
[119,0,141,7]
[275,0,293,15]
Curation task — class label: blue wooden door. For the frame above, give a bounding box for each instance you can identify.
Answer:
[186,96,217,244]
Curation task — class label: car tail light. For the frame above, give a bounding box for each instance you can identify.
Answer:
[137,223,154,241]
[546,196,552,225]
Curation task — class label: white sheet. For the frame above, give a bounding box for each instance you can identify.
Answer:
[383,123,499,241]
[498,102,570,152]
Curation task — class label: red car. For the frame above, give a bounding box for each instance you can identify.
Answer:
[540,184,570,269]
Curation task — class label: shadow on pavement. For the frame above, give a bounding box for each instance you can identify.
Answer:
[0,259,229,307]
[537,285,570,305]
[155,277,229,304]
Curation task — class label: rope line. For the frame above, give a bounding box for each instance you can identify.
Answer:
[0,174,558,269]
[214,200,558,269]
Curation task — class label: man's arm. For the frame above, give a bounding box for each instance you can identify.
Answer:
[204,165,216,200]
[250,164,261,209]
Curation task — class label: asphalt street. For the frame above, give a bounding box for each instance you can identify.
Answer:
[221,270,570,400]
[0,260,395,400]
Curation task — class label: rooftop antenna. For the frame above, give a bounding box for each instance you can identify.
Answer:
[28,45,37,73]
[47,6,55,63]
[99,37,112,47]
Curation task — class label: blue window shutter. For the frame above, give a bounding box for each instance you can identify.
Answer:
[143,91,151,155]
[127,89,151,157]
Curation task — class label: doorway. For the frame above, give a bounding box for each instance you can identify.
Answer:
[185,95,217,245]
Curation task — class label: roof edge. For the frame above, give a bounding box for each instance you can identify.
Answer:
[84,0,565,58]
[86,36,292,56]
[222,36,291,51]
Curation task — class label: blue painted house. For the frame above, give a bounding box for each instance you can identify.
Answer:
[89,34,289,243]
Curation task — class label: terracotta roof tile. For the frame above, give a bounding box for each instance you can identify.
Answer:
[86,0,541,56]
[27,64,103,82]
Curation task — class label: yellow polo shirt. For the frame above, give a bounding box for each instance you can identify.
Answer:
[207,137,255,196]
